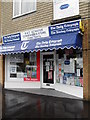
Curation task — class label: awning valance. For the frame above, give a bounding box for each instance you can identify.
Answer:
[0,32,82,55]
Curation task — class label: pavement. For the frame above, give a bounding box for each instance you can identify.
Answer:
[8,88,82,100]
[2,89,90,119]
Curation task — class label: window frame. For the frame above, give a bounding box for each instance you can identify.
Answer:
[13,0,37,18]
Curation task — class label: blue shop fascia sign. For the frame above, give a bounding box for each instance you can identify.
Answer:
[3,33,21,44]
[49,20,80,36]
[2,20,80,44]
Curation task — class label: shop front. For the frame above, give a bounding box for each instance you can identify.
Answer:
[40,47,83,98]
[0,20,83,98]
[5,52,40,88]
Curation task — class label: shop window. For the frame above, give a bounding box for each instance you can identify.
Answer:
[9,52,40,81]
[24,52,37,79]
[13,0,36,18]
[56,49,83,87]
[10,54,24,78]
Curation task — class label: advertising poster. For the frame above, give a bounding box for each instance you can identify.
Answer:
[48,71,52,80]
[59,64,61,77]
[80,77,83,87]
[64,59,75,73]
[77,69,80,77]
[46,66,49,72]
[45,62,50,72]
[10,54,24,63]
[10,66,16,74]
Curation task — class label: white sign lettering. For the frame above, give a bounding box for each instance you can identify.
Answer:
[35,39,62,49]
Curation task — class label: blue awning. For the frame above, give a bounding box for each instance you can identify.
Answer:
[0,32,82,55]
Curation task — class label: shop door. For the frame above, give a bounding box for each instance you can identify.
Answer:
[42,53,55,88]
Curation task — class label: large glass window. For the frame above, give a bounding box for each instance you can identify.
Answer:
[9,52,38,81]
[24,52,37,79]
[10,54,24,78]
[13,0,36,18]
[56,48,83,87]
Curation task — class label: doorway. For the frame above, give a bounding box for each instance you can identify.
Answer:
[41,52,56,88]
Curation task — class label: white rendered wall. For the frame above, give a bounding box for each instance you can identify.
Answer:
[54,83,83,98]
[5,81,40,88]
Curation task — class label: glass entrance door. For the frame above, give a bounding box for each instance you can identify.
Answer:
[43,54,54,85]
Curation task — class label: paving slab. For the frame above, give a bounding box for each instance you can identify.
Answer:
[6,88,82,100]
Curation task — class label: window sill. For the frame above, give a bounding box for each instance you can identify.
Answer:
[12,10,37,19]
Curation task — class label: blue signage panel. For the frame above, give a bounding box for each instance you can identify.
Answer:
[3,33,21,43]
[49,20,80,36]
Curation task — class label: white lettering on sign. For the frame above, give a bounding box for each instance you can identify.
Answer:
[0,46,15,52]
[3,33,21,43]
[21,41,29,50]
[21,26,49,41]
[35,39,62,49]
[49,20,80,36]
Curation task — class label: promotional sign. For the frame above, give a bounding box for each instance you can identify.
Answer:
[3,33,21,43]
[49,20,80,36]
[53,0,79,20]
[21,26,49,41]
[24,77,39,81]
[64,59,75,73]
[10,65,17,74]
[48,71,52,80]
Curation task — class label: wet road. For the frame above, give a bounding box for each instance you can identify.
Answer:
[2,89,90,119]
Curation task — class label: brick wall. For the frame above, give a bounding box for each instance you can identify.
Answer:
[79,0,89,19]
[82,19,90,101]
[1,0,90,36]
[1,1,53,36]
[88,19,90,101]
[82,20,88,100]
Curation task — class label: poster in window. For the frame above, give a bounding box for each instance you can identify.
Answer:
[48,71,52,80]
[29,52,36,62]
[77,69,80,77]
[80,77,83,87]
[10,54,24,63]
[46,66,49,72]
[10,66,16,74]
[64,59,75,73]
[50,61,53,70]
[45,62,50,66]
[59,64,61,77]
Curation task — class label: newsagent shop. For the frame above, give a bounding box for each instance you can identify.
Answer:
[0,20,83,98]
